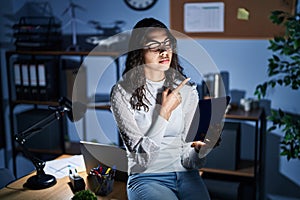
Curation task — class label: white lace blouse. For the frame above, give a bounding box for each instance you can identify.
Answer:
[110,79,206,174]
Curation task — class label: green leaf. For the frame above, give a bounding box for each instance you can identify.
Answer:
[294,39,300,49]
[280,149,288,156]
[257,10,300,161]
[290,55,300,61]
[279,109,284,118]
[273,55,280,62]
[292,81,299,90]
[269,80,277,87]
[72,190,97,200]
[284,76,291,85]
[274,37,282,42]
[276,16,285,25]
[268,62,279,73]
[271,10,285,16]
[268,126,277,132]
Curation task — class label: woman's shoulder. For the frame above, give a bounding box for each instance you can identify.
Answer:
[111,83,126,95]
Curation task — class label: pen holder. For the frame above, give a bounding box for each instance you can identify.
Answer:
[87,173,114,196]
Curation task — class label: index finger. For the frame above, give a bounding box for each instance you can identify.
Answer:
[174,78,191,92]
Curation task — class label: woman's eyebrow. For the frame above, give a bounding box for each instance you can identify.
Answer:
[145,38,170,44]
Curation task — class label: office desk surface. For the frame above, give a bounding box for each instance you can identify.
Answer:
[0,155,127,200]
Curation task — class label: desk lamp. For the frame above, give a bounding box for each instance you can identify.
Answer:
[14,97,86,189]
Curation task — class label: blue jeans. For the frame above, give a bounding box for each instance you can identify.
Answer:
[127,170,210,200]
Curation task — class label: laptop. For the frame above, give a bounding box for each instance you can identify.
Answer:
[80,141,128,181]
[185,96,231,142]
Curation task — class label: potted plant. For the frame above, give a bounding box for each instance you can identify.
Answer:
[254,10,300,160]
[72,190,97,200]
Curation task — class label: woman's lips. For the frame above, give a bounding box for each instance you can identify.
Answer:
[159,59,169,64]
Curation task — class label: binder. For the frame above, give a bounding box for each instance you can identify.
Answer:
[37,60,59,101]
[37,62,47,101]
[13,62,22,100]
[46,60,59,101]
[21,62,30,100]
[29,62,38,100]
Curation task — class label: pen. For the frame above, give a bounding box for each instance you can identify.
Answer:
[55,164,70,173]
[105,167,111,174]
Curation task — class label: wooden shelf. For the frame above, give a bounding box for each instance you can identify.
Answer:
[15,146,63,156]
[6,50,121,57]
[201,107,266,199]
[87,102,111,111]
[201,160,256,183]
[201,160,254,178]
[12,100,59,106]
[6,49,123,178]
[225,108,263,121]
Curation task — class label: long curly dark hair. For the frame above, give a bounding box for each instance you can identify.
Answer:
[121,18,186,111]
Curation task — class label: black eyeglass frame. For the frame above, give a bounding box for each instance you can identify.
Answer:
[143,38,175,53]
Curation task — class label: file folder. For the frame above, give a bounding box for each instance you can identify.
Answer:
[29,63,38,100]
[13,62,22,100]
[37,60,59,101]
[37,62,47,100]
[21,62,30,100]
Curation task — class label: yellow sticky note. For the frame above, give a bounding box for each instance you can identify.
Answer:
[237,8,249,20]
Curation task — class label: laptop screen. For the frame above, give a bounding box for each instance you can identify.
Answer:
[80,141,128,181]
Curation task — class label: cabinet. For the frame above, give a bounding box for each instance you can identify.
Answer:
[201,108,266,199]
[0,60,6,164]
[5,50,122,176]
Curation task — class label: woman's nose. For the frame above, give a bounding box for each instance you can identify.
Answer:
[159,49,168,55]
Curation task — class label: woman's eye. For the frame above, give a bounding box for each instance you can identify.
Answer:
[149,43,159,49]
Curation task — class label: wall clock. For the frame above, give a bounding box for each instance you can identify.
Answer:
[124,0,157,11]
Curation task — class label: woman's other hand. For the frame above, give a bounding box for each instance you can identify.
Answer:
[191,141,206,153]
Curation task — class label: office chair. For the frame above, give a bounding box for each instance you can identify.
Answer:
[0,168,16,189]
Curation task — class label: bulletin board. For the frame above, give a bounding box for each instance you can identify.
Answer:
[170,0,296,39]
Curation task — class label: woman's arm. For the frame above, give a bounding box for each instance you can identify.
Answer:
[110,84,169,167]
[180,84,207,169]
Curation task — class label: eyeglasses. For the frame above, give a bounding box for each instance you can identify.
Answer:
[143,38,174,53]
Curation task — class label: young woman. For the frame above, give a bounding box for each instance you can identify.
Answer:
[110,18,210,200]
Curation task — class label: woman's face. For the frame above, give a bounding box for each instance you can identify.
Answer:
[143,29,173,77]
